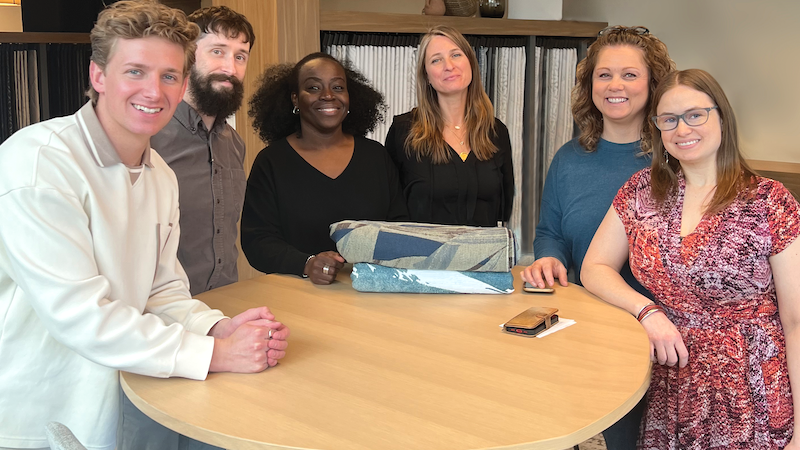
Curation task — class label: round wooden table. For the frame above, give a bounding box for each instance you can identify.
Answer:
[122,266,651,450]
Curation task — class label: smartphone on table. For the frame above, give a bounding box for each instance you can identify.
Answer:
[523,281,554,294]
[504,306,559,336]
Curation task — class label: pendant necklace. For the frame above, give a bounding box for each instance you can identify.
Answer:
[447,123,469,161]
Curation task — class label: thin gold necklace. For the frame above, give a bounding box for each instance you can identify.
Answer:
[445,123,469,160]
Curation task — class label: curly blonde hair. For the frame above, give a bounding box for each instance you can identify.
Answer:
[87,0,200,104]
[572,26,675,153]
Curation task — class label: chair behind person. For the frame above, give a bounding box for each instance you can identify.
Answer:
[45,422,87,450]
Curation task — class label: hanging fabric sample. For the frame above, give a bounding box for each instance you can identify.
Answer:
[482,37,526,248]
[323,32,419,143]
[47,43,92,120]
[518,38,582,255]
[322,32,527,152]
[0,42,91,144]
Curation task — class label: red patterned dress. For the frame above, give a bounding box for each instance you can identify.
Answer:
[613,168,800,449]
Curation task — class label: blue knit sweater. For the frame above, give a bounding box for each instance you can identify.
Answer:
[534,137,652,297]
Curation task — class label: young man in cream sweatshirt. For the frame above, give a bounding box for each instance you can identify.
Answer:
[0,2,288,449]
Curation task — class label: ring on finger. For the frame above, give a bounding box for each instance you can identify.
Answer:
[322,264,331,275]
[268,329,273,339]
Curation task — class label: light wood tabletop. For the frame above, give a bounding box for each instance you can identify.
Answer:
[121,266,651,450]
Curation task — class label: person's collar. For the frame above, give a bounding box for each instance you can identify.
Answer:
[76,101,154,168]
[174,99,222,134]
[173,100,203,134]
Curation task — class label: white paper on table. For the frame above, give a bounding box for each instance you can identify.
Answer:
[499,318,576,338]
[534,318,575,337]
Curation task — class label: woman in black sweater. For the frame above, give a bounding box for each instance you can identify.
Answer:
[384,26,514,227]
[243,53,407,284]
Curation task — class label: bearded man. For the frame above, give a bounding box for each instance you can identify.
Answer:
[118,6,258,450]
[150,5,254,296]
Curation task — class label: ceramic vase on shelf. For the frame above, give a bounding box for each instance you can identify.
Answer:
[444,0,478,17]
[479,0,506,18]
[422,0,446,15]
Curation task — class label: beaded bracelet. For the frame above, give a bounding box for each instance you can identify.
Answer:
[637,304,665,323]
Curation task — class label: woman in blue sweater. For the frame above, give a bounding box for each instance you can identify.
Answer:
[520,26,674,449]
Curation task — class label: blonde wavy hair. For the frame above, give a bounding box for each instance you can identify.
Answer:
[87,0,200,104]
[405,25,497,164]
[572,26,675,153]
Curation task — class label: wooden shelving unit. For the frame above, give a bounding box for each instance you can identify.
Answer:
[320,11,606,37]
[1,13,606,43]
[0,32,90,43]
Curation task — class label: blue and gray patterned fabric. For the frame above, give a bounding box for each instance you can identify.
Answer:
[330,220,516,272]
[351,263,514,294]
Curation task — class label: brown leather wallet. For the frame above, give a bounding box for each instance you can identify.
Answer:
[504,306,559,337]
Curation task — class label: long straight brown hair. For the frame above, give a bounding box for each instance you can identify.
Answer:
[405,25,497,164]
[649,69,757,215]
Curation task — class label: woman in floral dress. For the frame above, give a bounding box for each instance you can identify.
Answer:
[582,68,800,449]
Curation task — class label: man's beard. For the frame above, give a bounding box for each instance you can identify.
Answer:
[188,69,244,121]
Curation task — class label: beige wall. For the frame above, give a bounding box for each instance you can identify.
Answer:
[0,4,22,32]
[563,0,800,164]
[508,1,561,20]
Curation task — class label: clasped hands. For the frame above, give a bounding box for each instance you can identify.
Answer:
[208,306,289,373]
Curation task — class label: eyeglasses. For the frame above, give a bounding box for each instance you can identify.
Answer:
[652,106,719,131]
[597,26,650,37]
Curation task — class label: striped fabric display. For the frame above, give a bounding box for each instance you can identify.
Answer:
[351,263,514,294]
[330,220,516,272]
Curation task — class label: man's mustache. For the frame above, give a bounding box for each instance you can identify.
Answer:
[206,73,241,85]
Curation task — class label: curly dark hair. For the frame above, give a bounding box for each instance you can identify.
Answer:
[248,52,386,143]
[188,5,255,50]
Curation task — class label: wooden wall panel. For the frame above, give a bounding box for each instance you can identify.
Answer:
[212,0,320,281]
[759,171,800,201]
[277,1,321,62]
[750,161,800,201]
